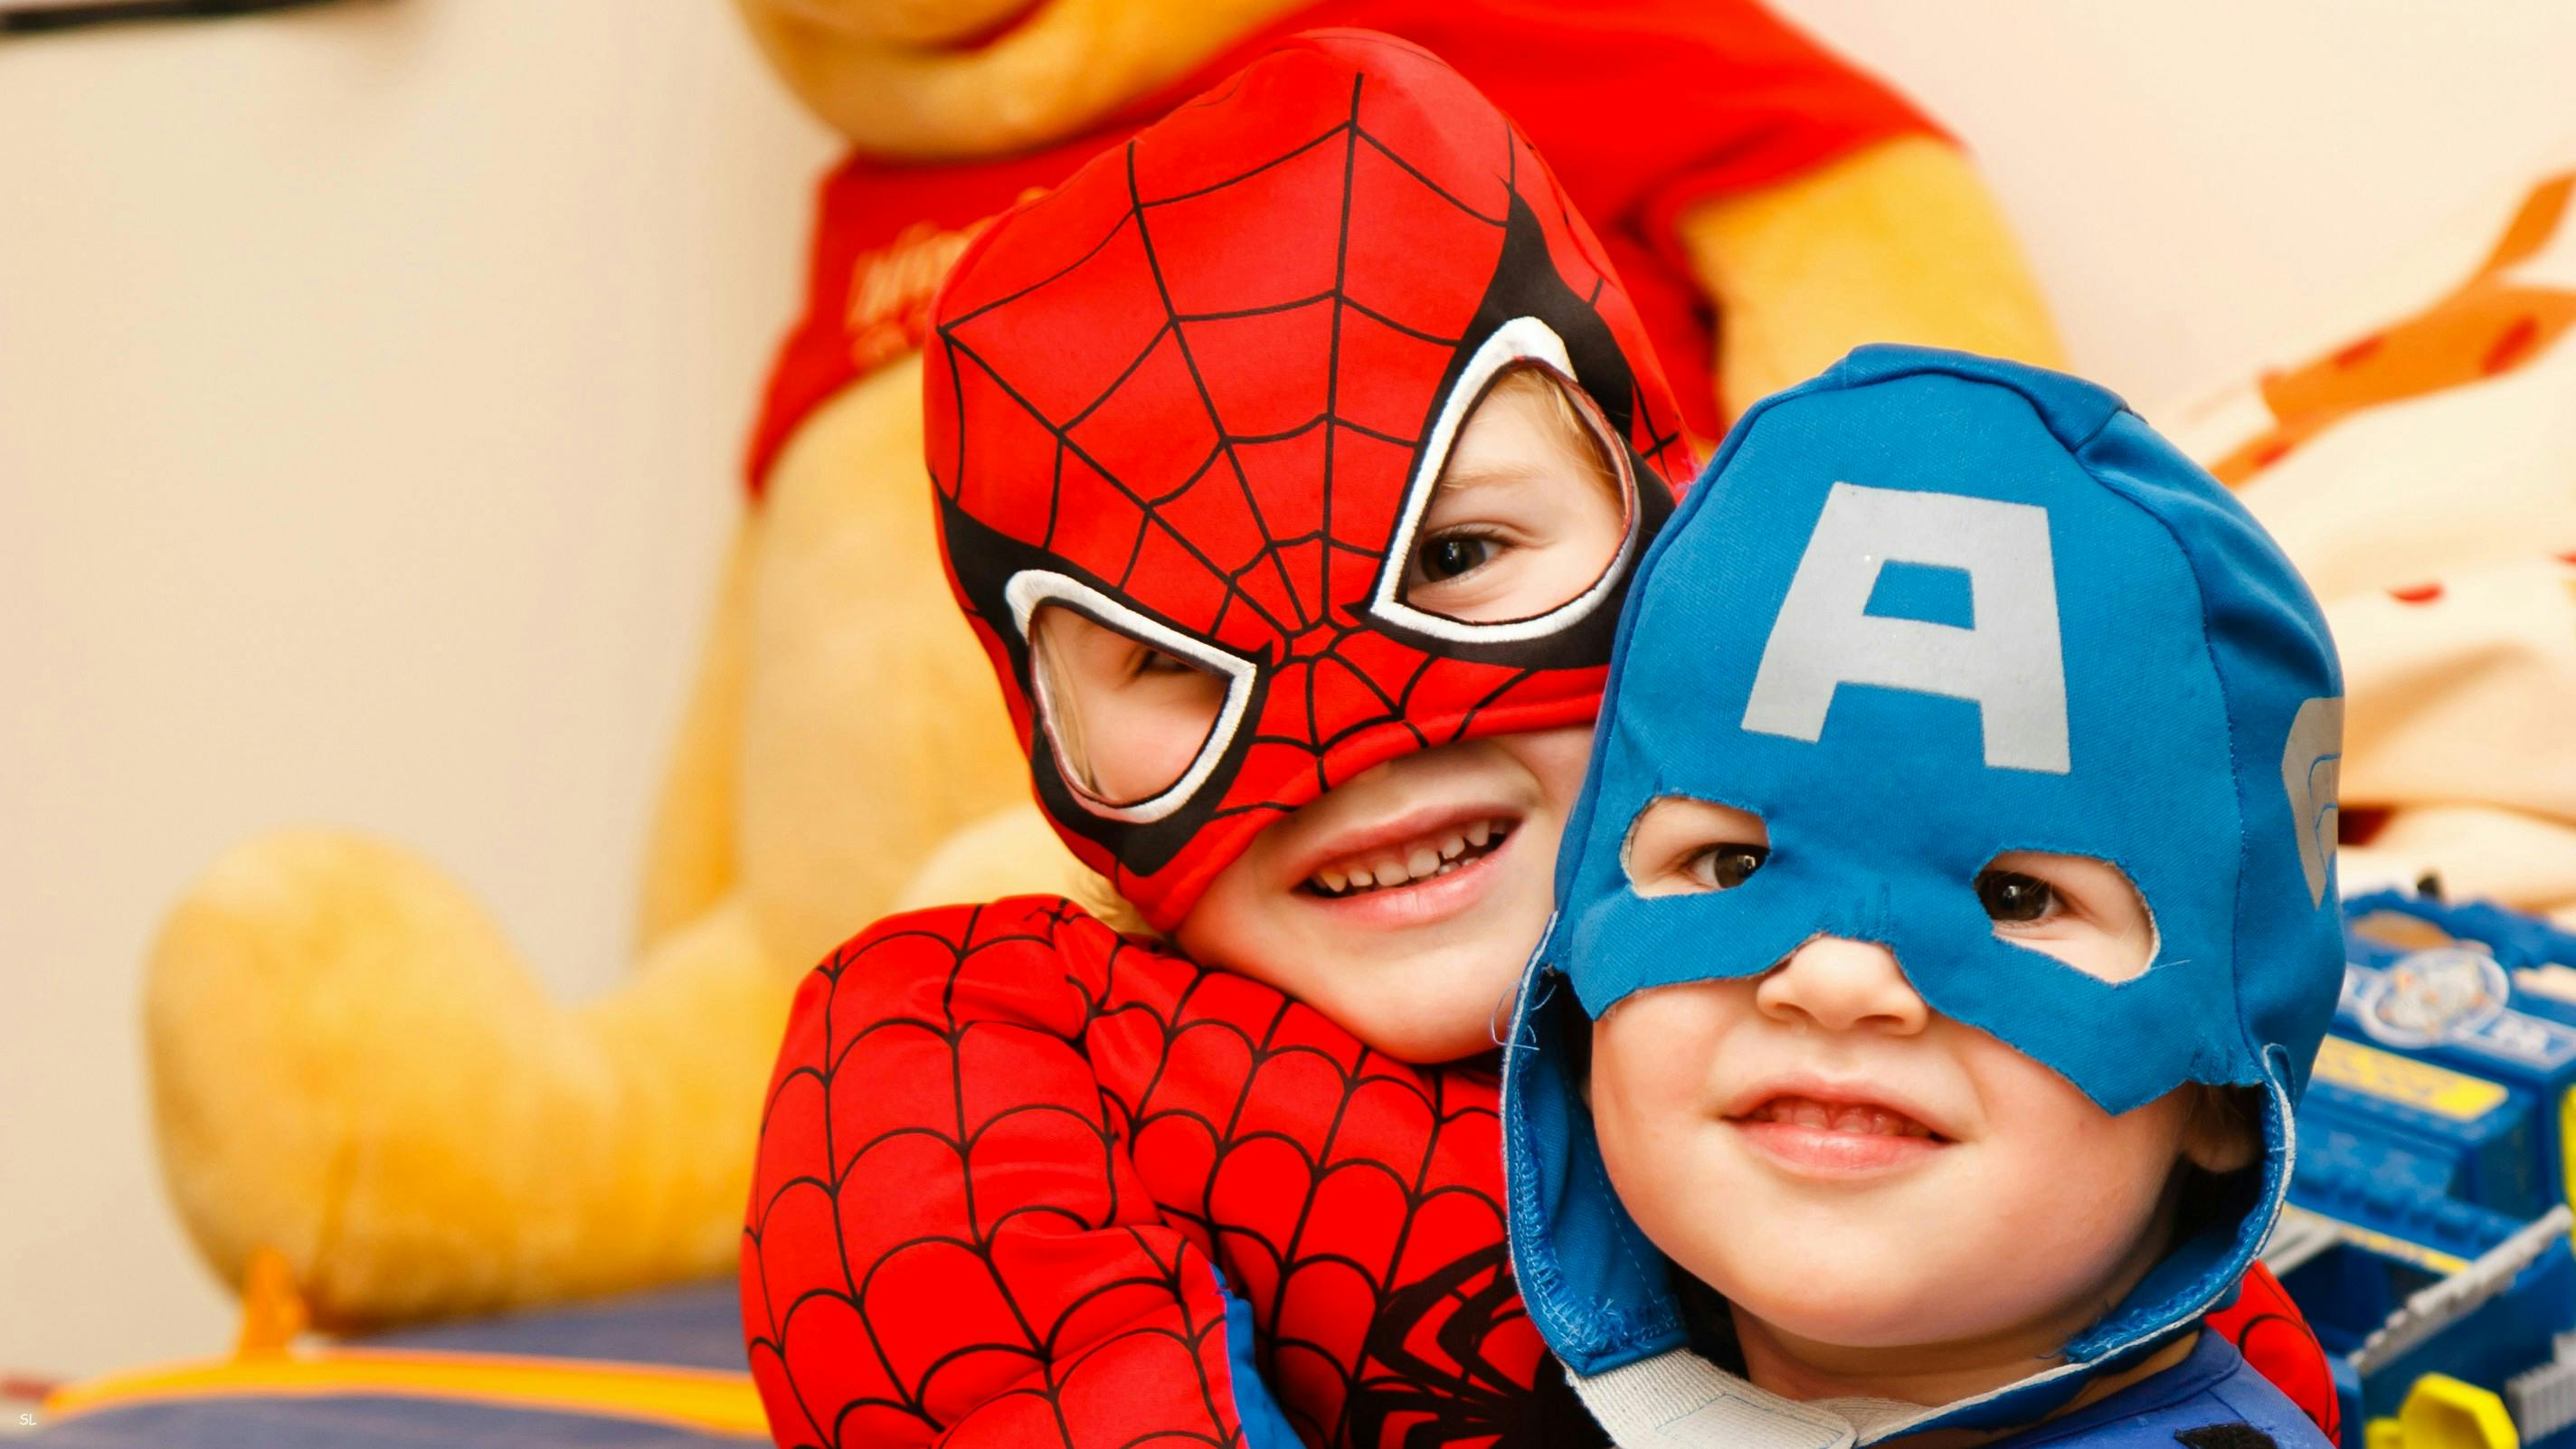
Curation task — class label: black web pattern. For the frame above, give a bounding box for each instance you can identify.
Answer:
[744,897,1557,1449]
[931,68,1686,823]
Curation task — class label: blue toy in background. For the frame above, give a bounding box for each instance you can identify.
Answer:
[2278,887,2576,1449]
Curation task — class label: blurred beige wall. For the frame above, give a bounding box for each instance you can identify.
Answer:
[4,0,2574,1390]
[1772,0,2576,407]
[0,0,834,1378]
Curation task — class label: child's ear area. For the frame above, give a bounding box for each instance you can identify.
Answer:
[2176,1084,2263,1175]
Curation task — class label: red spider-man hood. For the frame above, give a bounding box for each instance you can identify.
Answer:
[924,30,1695,930]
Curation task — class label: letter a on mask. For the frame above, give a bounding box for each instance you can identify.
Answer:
[1741,482,2070,773]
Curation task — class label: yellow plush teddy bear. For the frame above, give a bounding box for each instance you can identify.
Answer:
[145,0,2060,1329]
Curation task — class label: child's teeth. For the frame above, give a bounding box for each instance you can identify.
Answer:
[1757,1096,1930,1137]
[1306,819,1515,895]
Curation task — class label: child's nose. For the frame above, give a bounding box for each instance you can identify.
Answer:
[1754,936,1930,1036]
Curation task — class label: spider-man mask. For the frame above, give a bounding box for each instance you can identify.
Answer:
[924,31,1695,930]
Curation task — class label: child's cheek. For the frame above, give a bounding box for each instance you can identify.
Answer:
[1589,990,1733,1189]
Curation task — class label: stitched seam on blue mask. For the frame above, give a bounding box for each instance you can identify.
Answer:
[1507,987,1682,1359]
[1573,1109,1672,1311]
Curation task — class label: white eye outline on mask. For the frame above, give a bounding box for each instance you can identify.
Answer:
[1005,569,1258,824]
[1367,316,1643,643]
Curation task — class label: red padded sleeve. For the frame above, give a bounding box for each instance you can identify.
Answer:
[741,899,1284,1449]
[2209,1261,2341,1444]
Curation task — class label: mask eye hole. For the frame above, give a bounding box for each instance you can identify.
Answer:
[1395,365,1635,627]
[1975,851,2157,983]
[1624,797,1771,898]
[1028,602,1229,808]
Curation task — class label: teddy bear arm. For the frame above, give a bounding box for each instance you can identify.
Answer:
[1679,134,2065,420]
[731,0,1312,160]
[147,834,785,1328]
[733,363,1061,964]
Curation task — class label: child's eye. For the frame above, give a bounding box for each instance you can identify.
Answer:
[1128,646,1197,680]
[1975,869,2055,923]
[1416,532,1498,582]
[1684,843,1768,891]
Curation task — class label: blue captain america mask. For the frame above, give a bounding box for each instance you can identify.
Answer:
[1558,353,2344,1118]
[1502,346,2345,1441]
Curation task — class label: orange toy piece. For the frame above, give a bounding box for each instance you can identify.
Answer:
[2211,174,2576,486]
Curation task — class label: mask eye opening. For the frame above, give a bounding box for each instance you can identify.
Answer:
[1972,849,2161,984]
[1622,796,1773,899]
[1369,316,1644,644]
[1005,570,1258,824]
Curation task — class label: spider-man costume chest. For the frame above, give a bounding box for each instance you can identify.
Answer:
[1089,929,1559,1446]
[924,33,1694,931]
[743,895,1590,1449]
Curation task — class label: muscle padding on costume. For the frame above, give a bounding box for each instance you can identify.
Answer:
[2279,696,2344,907]
[1741,482,2069,774]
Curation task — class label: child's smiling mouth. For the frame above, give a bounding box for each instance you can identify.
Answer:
[1739,1094,1939,1140]
[1301,816,1516,898]
[1270,798,1530,931]
[1724,1084,1953,1178]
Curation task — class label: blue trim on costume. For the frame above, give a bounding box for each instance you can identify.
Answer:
[1217,1270,1302,1449]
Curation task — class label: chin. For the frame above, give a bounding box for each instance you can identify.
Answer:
[1222,936,1516,1065]
[1362,1018,1504,1065]
[1740,1271,2025,1354]
[1343,971,1519,1064]
[1754,1300,1945,1351]
[1698,1247,1954,1350]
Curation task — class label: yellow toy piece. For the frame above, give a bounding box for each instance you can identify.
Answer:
[2399,1374,2522,1449]
[143,0,2060,1327]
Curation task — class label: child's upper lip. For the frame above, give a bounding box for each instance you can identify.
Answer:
[1278,800,1520,890]
[1721,1072,1957,1141]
